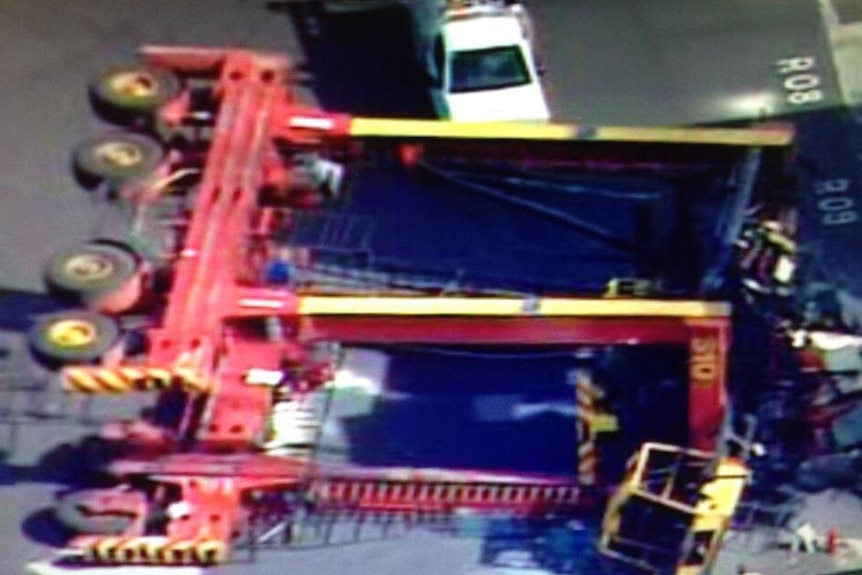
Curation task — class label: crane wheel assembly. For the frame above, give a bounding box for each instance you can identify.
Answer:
[45,241,147,314]
[89,65,182,125]
[28,310,121,367]
[71,132,165,191]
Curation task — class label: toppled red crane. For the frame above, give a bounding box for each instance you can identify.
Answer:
[26,46,795,566]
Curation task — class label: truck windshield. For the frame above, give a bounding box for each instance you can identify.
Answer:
[448,45,531,93]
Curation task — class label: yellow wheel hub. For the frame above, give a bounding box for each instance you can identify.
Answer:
[47,319,98,349]
[94,141,143,168]
[64,252,115,283]
[108,71,159,100]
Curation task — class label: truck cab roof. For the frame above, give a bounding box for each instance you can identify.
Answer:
[441,2,527,51]
[442,12,526,51]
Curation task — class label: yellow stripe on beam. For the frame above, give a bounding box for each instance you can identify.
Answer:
[348,118,793,147]
[174,368,208,392]
[97,370,131,393]
[593,126,794,147]
[118,367,146,380]
[350,118,580,140]
[297,296,731,318]
[146,368,173,382]
[62,368,104,394]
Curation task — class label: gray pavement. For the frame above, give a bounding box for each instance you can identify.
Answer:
[531,0,840,124]
[1,1,861,575]
[820,0,862,108]
[0,5,305,575]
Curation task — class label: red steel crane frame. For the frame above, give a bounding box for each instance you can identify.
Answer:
[59,45,793,452]
[41,45,795,567]
[139,45,788,446]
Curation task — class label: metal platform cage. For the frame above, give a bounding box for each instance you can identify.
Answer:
[598,443,750,574]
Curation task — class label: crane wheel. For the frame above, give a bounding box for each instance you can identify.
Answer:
[90,65,181,125]
[28,310,120,367]
[45,242,144,314]
[54,490,137,535]
[72,132,164,191]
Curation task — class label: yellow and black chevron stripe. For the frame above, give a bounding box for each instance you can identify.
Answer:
[160,539,196,564]
[93,536,126,562]
[172,366,208,392]
[193,538,228,565]
[577,438,598,484]
[76,536,227,566]
[61,366,210,394]
[575,370,601,485]
[575,372,603,407]
[114,538,147,564]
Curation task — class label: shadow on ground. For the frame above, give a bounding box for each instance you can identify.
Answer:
[21,508,71,548]
[270,2,435,117]
[0,435,110,487]
[0,288,64,334]
[6,436,115,548]
[477,516,636,575]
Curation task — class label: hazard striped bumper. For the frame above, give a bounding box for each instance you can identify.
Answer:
[60,366,209,394]
[69,535,227,566]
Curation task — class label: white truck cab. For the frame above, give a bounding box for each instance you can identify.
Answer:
[423,1,550,122]
[309,0,550,122]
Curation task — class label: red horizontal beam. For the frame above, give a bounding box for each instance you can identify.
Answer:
[299,317,694,345]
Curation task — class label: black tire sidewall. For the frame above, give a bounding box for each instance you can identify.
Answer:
[72,133,164,186]
[28,311,121,365]
[46,243,138,298]
[90,66,180,115]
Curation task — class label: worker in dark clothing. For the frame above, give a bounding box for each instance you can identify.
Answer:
[737,220,796,297]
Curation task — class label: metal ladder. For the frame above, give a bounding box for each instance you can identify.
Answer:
[307,477,580,513]
[239,477,581,558]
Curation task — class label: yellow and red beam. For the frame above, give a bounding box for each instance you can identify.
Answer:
[343,117,794,147]
[278,113,795,173]
[687,319,731,450]
[293,296,730,345]
[222,291,730,344]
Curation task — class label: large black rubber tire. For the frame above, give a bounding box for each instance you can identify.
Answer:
[28,310,120,367]
[45,242,139,302]
[54,490,137,535]
[72,132,164,191]
[89,65,181,125]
